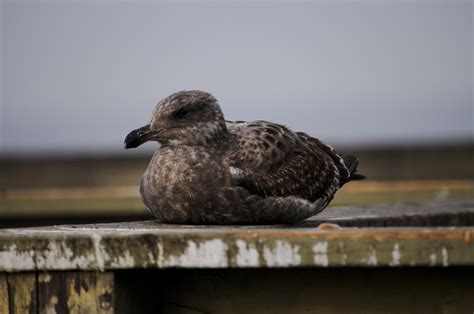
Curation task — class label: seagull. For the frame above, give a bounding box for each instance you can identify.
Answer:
[125,90,364,224]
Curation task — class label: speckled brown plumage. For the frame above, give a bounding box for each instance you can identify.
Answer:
[125,90,364,224]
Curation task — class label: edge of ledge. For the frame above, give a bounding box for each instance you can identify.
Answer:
[1,225,473,272]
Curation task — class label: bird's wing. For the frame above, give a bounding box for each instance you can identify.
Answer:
[225,121,351,202]
[225,120,304,173]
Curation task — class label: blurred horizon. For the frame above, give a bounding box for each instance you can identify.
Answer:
[1,1,473,155]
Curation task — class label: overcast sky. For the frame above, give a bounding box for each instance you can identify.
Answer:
[1,0,472,154]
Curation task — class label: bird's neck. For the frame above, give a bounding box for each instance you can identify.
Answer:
[163,127,231,149]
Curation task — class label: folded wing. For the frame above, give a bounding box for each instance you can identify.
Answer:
[225,121,354,203]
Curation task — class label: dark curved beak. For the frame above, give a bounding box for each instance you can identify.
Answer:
[124,124,152,149]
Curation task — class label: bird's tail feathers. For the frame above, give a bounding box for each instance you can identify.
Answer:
[342,155,366,182]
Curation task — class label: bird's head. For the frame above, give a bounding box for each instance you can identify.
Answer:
[124,90,227,148]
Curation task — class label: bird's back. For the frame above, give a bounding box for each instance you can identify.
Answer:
[225,120,304,173]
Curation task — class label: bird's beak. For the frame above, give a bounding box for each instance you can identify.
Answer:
[124,124,152,149]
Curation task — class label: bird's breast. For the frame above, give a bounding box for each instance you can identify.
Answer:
[140,146,230,219]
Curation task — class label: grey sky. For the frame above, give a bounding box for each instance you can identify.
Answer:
[1,1,473,154]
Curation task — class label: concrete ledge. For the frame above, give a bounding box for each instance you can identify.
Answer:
[1,199,473,272]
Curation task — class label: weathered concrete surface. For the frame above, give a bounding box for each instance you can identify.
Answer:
[0,200,473,272]
[311,198,474,227]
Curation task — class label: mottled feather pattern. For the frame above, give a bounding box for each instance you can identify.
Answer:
[228,125,341,203]
[126,90,364,224]
[225,121,303,173]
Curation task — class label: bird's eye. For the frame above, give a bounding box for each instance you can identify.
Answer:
[174,108,188,118]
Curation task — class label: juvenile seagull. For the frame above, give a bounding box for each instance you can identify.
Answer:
[125,90,364,224]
